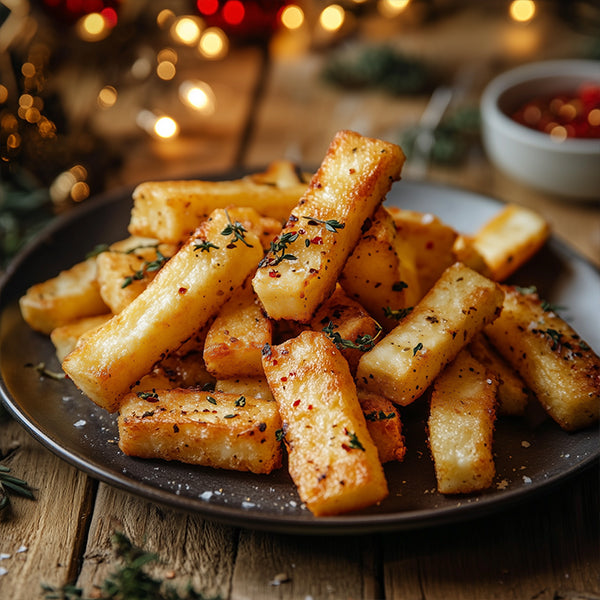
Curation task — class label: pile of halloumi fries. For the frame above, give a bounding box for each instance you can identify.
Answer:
[19,130,600,517]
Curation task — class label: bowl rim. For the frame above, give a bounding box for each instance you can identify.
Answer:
[480,59,600,153]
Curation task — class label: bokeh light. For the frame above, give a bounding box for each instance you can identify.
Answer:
[198,27,228,59]
[281,5,304,30]
[509,0,536,23]
[319,4,345,32]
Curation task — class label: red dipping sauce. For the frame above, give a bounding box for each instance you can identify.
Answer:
[510,83,600,140]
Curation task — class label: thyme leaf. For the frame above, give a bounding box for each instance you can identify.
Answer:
[122,247,170,288]
[322,321,381,352]
[194,240,219,253]
[412,342,424,356]
[221,210,252,248]
[259,231,299,267]
[302,216,345,233]
[344,430,365,451]
[42,531,220,599]
[0,464,35,520]
[383,306,413,321]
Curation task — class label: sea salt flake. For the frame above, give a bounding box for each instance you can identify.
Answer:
[0,553,10,561]
[16,546,27,554]
[73,419,86,428]
[522,475,532,484]
[241,501,256,509]
[200,491,213,501]
[0,567,7,576]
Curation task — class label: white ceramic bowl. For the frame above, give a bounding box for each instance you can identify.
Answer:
[480,59,600,201]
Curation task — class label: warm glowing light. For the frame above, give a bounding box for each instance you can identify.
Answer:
[21,62,36,78]
[319,4,345,32]
[198,27,228,59]
[154,116,179,138]
[509,0,536,23]
[131,55,152,79]
[158,48,178,64]
[38,117,56,138]
[19,94,34,108]
[172,16,202,45]
[0,85,7,104]
[157,9,176,28]
[223,1,245,25]
[197,0,219,15]
[71,181,90,202]
[588,108,600,127]
[77,13,111,41]
[102,8,118,27]
[6,133,21,150]
[549,124,567,141]
[179,80,216,114]
[157,60,176,80]
[378,0,410,17]
[97,85,118,109]
[25,107,41,123]
[281,5,304,30]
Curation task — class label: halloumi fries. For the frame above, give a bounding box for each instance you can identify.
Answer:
[19,258,109,334]
[118,388,282,474]
[262,331,388,516]
[18,129,600,517]
[428,350,498,494]
[485,286,600,431]
[252,129,405,322]
[356,262,504,406]
[62,208,263,412]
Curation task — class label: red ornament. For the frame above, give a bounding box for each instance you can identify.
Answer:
[195,0,290,42]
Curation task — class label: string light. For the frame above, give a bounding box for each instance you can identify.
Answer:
[222,1,245,26]
[509,0,536,23]
[196,0,219,16]
[281,5,304,30]
[179,80,216,115]
[137,110,179,140]
[97,85,118,109]
[171,16,203,46]
[198,27,228,59]
[378,0,411,18]
[76,12,112,41]
[319,4,345,32]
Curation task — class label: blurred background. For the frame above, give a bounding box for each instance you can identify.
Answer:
[1,0,599,267]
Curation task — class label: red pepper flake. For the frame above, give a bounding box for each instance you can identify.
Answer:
[293,399,301,407]
[178,287,187,294]
[280,376,288,382]
[269,270,281,278]
[311,236,323,245]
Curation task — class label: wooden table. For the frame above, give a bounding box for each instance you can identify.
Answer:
[1,4,599,599]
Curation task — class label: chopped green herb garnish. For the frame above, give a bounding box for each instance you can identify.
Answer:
[412,342,424,356]
[206,396,217,405]
[302,216,345,233]
[194,239,220,253]
[235,396,246,407]
[275,428,285,442]
[122,247,170,288]
[86,243,110,259]
[322,321,381,352]
[259,231,299,267]
[221,210,252,248]
[137,390,159,402]
[383,306,413,321]
[345,430,365,451]
[544,328,563,351]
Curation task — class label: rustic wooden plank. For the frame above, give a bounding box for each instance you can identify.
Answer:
[0,419,93,596]
[231,529,381,599]
[75,482,238,599]
[382,469,600,600]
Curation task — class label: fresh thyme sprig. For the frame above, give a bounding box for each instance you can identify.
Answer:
[26,362,66,381]
[0,464,35,519]
[302,216,345,233]
[322,321,381,352]
[122,246,170,288]
[221,210,252,248]
[42,532,220,600]
[259,231,299,267]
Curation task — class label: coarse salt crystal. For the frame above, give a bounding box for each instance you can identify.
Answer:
[73,419,86,428]
[522,475,532,484]
[0,567,8,576]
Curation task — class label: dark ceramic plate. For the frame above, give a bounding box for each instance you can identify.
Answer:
[1,178,598,534]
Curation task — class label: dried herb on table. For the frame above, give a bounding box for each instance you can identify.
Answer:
[0,464,35,520]
[42,532,221,600]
